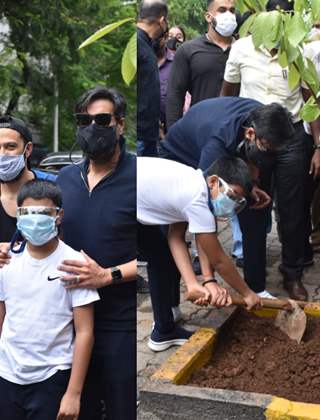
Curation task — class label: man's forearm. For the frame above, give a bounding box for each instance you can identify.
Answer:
[197,233,252,297]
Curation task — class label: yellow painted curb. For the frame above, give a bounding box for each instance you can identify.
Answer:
[152,328,217,385]
[265,397,320,420]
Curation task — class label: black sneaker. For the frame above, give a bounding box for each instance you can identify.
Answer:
[148,325,193,352]
[137,274,149,294]
[192,256,202,275]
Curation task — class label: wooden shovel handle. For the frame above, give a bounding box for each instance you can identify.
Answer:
[185,290,308,310]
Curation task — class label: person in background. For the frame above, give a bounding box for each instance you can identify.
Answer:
[220,0,320,300]
[137,0,168,157]
[166,0,237,129]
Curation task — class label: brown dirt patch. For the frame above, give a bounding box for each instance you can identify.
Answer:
[189,310,320,404]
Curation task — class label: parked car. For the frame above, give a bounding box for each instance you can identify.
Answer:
[37,151,84,174]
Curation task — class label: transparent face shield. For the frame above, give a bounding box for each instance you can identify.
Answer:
[218,178,247,214]
[17,206,60,218]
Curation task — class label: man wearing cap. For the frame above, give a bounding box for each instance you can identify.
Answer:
[0,115,55,246]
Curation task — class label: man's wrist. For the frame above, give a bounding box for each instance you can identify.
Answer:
[102,268,113,286]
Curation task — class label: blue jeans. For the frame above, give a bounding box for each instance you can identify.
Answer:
[231,215,243,259]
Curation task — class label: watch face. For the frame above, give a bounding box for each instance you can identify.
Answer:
[111,268,122,283]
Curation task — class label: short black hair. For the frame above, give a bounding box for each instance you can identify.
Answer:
[138,0,168,22]
[75,86,126,120]
[248,103,295,148]
[17,180,62,208]
[266,0,294,11]
[207,156,253,195]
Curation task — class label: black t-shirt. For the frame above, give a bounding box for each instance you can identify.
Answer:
[166,35,231,128]
[0,201,17,242]
[56,139,136,333]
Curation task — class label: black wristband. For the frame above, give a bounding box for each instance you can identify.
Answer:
[202,278,217,286]
[314,144,320,150]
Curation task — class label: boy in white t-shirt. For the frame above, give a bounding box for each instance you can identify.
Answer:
[138,156,261,351]
[0,180,99,420]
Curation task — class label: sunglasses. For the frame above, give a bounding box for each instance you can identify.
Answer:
[74,113,113,127]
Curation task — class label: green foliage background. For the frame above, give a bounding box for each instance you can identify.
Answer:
[0,0,136,152]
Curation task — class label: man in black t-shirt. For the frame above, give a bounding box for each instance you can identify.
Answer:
[56,87,136,420]
[166,0,237,128]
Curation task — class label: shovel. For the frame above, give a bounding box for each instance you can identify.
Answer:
[186,291,308,344]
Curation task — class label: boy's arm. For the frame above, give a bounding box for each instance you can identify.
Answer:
[195,232,261,309]
[57,304,94,420]
[168,223,230,307]
[0,301,5,336]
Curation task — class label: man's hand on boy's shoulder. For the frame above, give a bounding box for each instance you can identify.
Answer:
[57,390,80,420]
[59,250,111,289]
[0,243,10,268]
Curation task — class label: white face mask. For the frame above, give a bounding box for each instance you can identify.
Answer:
[210,11,237,37]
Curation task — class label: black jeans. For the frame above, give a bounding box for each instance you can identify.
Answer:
[79,330,136,420]
[239,122,314,291]
[0,370,70,420]
[137,223,180,333]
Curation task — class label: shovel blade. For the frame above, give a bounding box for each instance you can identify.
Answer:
[274,299,307,344]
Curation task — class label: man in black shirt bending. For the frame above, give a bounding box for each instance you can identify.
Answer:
[166,0,237,128]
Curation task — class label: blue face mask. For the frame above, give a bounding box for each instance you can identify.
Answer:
[211,193,238,219]
[17,214,58,246]
[210,178,246,219]
[0,153,26,182]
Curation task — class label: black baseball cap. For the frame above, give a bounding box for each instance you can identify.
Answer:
[0,115,32,143]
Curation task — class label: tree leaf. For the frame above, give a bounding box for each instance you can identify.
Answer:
[300,97,320,122]
[294,0,305,13]
[263,11,282,50]
[288,62,300,90]
[301,57,320,95]
[286,13,307,47]
[311,0,320,21]
[251,12,269,48]
[79,18,134,49]
[238,13,256,37]
[121,32,136,85]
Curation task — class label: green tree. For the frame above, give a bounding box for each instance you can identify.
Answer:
[236,0,320,121]
[0,0,136,152]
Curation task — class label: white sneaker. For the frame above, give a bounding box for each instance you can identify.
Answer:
[257,290,276,299]
[172,306,183,322]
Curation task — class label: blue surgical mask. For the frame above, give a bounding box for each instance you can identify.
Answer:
[17,214,58,246]
[0,146,28,182]
[211,193,237,219]
[210,178,245,219]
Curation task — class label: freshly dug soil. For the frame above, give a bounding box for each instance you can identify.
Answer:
[189,310,320,404]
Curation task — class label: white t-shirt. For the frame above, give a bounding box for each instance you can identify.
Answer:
[0,240,100,385]
[137,157,216,233]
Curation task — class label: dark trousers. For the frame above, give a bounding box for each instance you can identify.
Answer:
[239,122,314,291]
[0,369,70,420]
[137,223,180,333]
[79,330,136,420]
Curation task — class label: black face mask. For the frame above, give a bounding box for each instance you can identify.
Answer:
[166,37,182,51]
[237,139,275,170]
[76,124,118,163]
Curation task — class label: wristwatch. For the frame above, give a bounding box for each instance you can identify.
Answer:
[111,267,123,284]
